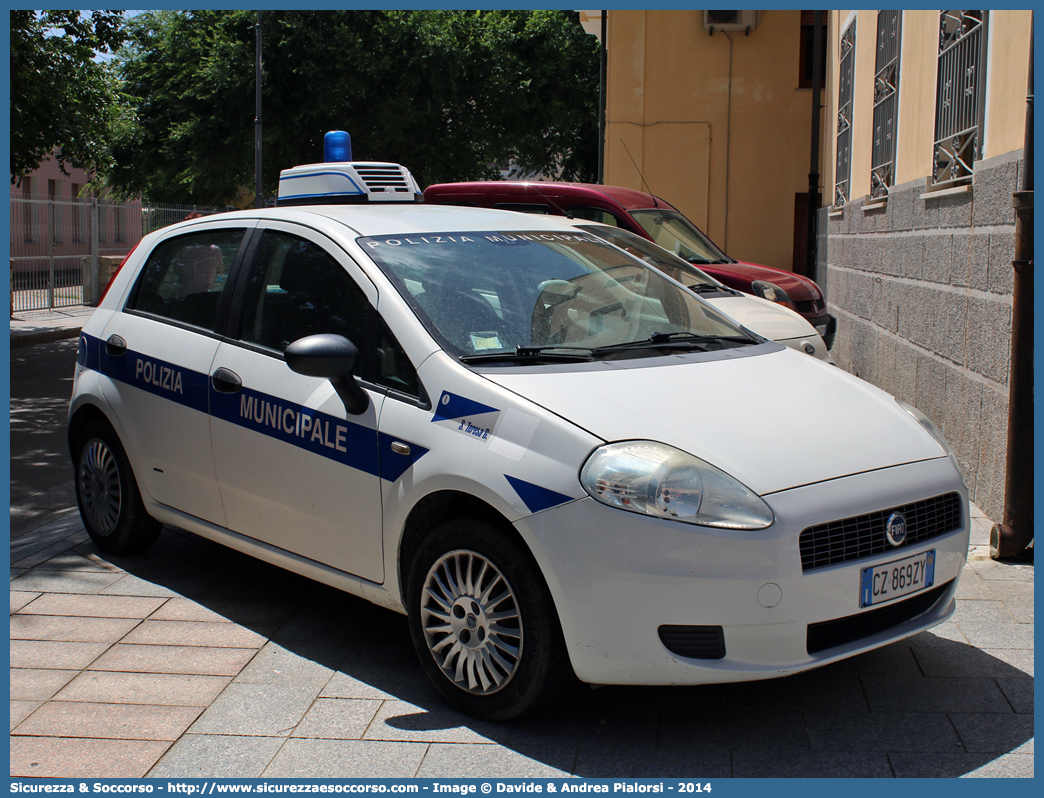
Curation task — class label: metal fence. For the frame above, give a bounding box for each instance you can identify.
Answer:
[9,195,224,312]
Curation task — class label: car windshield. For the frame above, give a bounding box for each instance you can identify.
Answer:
[361,230,751,361]
[629,209,729,264]
[574,225,724,288]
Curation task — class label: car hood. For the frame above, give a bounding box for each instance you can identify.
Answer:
[481,347,946,496]
[707,293,818,342]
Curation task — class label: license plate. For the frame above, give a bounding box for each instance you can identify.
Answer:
[860,550,935,608]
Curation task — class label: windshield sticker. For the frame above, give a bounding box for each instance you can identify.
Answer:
[487,408,540,463]
[361,231,598,251]
[469,332,502,351]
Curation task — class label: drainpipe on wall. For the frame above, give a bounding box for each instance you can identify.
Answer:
[805,10,824,283]
[990,18,1033,560]
[598,10,607,184]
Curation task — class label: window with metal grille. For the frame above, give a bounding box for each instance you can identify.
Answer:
[834,21,856,206]
[933,11,988,187]
[871,11,902,198]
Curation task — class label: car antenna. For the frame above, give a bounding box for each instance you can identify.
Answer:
[528,180,574,219]
[621,139,662,209]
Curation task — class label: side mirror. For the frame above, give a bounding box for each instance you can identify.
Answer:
[284,334,369,415]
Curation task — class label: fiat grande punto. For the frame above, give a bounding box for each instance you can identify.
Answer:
[69,140,969,720]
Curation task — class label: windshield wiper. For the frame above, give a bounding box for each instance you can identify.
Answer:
[688,282,727,293]
[460,344,595,364]
[590,331,755,354]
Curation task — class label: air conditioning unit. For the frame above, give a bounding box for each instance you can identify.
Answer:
[703,10,761,34]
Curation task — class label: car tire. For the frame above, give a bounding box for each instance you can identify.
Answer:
[74,419,162,554]
[406,518,573,721]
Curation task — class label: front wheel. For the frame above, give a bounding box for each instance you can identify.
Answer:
[406,518,573,720]
[74,418,161,554]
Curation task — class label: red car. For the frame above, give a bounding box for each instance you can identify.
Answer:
[423,181,836,348]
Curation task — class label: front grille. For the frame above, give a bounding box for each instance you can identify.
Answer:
[807,580,952,654]
[799,492,963,572]
[658,625,726,659]
[794,299,822,314]
[355,165,413,193]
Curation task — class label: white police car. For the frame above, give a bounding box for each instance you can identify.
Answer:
[69,132,970,720]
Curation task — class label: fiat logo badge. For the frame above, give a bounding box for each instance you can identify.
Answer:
[885,511,908,547]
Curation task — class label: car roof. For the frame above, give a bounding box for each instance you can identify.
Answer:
[170,203,603,238]
[423,181,674,213]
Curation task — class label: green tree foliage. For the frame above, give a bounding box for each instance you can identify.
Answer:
[108,10,599,205]
[10,10,126,183]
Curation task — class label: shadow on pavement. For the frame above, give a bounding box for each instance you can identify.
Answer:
[30,522,1032,779]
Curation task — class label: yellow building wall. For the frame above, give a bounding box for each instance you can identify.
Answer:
[604,9,821,273]
[827,10,1031,195]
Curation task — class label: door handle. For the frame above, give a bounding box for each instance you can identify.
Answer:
[211,367,242,394]
[105,334,127,357]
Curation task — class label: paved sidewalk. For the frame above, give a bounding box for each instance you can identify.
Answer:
[10,305,95,349]
[9,503,1033,779]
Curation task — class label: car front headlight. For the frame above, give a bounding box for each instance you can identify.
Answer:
[579,440,774,530]
[896,399,953,455]
[750,280,796,310]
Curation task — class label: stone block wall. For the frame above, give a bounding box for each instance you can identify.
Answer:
[818,150,1023,521]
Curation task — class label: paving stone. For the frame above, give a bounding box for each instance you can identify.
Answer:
[953,598,1020,623]
[957,621,1035,649]
[235,640,349,685]
[17,593,167,619]
[10,613,140,643]
[950,712,1035,753]
[149,596,299,626]
[10,700,43,730]
[99,574,193,598]
[263,738,428,778]
[417,742,573,777]
[88,643,258,676]
[12,700,203,741]
[10,569,124,594]
[961,753,1035,778]
[55,671,231,706]
[732,749,893,778]
[292,697,382,739]
[148,734,286,778]
[888,751,1020,778]
[10,639,110,670]
[861,676,1013,713]
[660,709,808,751]
[575,736,732,778]
[1004,599,1034,623]
[996,674,1034,714]
[188,682,323,736]
[805,711,962,752]
[10,591,40,613]
[10,668,79,701]
[9,737,171,778]
[36,550,124,573]
[363,699,510,744]
[120,619,272,648]
[726,672,869,712]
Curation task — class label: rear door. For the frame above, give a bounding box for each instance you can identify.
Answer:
[98,221,254,526]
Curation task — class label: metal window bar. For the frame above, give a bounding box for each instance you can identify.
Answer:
[9,196,223,312]
[933,11,987,185]
[871,11,902,199]
[835,21,857,206]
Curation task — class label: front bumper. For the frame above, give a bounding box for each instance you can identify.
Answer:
[517,456,968,686]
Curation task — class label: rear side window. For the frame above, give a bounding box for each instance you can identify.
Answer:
[568,207,624,227]
[128,229,245,332]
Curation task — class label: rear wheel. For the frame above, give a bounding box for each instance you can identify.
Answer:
[406,518,572,720]
[74,419,161,554]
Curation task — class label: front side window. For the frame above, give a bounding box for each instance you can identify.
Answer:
[363,230,752,362]
[237,231,372,353]
[129,229,244,331]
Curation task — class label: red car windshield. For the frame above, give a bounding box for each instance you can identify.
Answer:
[629,208,731,265]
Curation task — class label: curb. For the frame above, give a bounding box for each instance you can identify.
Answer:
[10,326,84,350]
